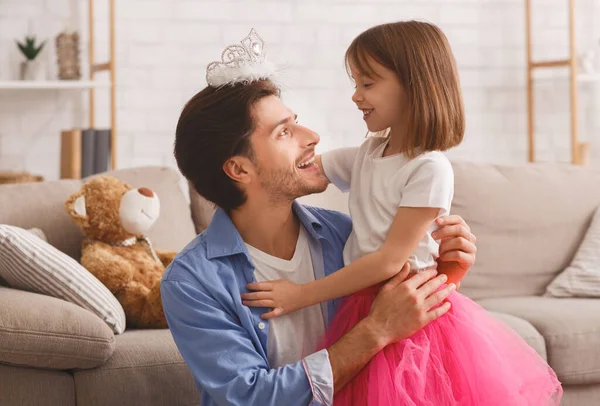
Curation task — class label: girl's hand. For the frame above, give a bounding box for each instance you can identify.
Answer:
[242,280,306,319]
[432,215,477,285]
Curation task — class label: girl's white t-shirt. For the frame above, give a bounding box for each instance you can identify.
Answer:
[321,137,454,270]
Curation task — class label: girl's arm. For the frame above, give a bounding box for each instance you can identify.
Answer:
[318,147,360,192]
[243,206,440,319]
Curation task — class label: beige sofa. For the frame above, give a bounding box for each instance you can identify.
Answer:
[0,167,201,406]
[2,163,600,405]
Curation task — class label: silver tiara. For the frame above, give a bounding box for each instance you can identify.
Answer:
[205,29,277,87]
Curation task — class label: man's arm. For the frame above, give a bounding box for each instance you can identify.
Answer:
[161,279,322,406]
[328,266,454,391]
[162,276,388,405]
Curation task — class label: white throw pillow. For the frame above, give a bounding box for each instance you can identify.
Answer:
[0,224,126,334]
[545,205,600,297]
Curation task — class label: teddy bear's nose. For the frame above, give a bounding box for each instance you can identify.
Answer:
[138,187,154,198]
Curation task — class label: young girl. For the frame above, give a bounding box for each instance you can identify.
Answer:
[243,21,562,405]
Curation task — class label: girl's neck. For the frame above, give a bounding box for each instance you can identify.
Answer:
[382,126,406,157]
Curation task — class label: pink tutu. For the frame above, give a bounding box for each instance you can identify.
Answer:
[319,287,562,406]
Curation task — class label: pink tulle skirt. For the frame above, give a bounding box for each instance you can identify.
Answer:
[319,287,563,406]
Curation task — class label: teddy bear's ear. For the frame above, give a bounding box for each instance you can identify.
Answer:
[65,189,89,228]
[73,195,86,216]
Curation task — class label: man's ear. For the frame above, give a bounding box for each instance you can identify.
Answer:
[65,189,89,228]
[223,156,254,185]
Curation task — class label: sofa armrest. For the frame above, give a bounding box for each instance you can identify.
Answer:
[0,286,115,370]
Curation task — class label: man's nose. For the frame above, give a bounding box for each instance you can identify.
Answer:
[298,125,320,147]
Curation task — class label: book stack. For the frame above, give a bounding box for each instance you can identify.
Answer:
[60,128,111,179]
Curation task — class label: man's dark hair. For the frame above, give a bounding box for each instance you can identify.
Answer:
[174,80,280,212]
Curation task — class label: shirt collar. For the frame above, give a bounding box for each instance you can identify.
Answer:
[205,201,323,260]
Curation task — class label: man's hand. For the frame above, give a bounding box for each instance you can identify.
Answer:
[242,280,306,319]
[432,215,477,286]
[365,264,455,348]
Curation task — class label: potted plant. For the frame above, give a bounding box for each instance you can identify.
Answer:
[15,35,46,80]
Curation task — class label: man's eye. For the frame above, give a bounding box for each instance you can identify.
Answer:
[280,128,290,137]
[364,83,373,88]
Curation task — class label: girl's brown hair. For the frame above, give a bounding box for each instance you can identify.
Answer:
[346,21,465,157]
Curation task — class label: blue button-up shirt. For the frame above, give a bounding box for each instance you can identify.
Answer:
[161,202,352,406]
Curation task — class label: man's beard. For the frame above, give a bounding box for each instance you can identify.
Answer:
[257,165,328,204]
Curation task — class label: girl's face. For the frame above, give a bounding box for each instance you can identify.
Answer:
[349,56,407,134]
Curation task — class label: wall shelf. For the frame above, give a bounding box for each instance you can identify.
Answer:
[1,0,117,178]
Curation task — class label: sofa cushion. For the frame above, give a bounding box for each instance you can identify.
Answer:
[487,311,547,360]
[477,296,600,385]
[0,167,197,262]
[0,224,126,334]
[189,181,217,233]
[0,178,82,259]
[451,162,600,300]
[0,364,75,406]
[545,204,600,297]
[102,166,197,252]
[73,329,199,406]
[0,286,115,370]
[560,383,600,406]
[0,228,45,287]
[27,227,47,242]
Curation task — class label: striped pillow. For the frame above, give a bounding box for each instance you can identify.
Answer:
[0,225,126,334]
[546,205,600,297]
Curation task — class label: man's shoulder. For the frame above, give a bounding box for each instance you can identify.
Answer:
[302,205,352,239]
[162,233,213,286]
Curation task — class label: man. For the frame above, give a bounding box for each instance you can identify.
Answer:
[161,32,476,406]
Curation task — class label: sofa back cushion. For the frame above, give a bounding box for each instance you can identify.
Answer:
[189,181,217,233]
[188,161,600,300]
[0,179,82,259]
[0,166,197,261]
[297,162,600,300]
[451,161,600,299]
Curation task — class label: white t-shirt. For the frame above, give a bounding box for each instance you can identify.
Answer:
[322,137,454,270]
[245,226,326,369]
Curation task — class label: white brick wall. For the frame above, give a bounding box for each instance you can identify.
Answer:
[1,0,599,180]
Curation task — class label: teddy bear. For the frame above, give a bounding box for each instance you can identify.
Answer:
[65,176,177,329]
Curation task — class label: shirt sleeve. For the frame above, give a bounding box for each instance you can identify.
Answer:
[399,154,454,216]
[321,147,360,192]
[161,278,333,406]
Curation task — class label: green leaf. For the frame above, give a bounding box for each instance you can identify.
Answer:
[15,36,46,60]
